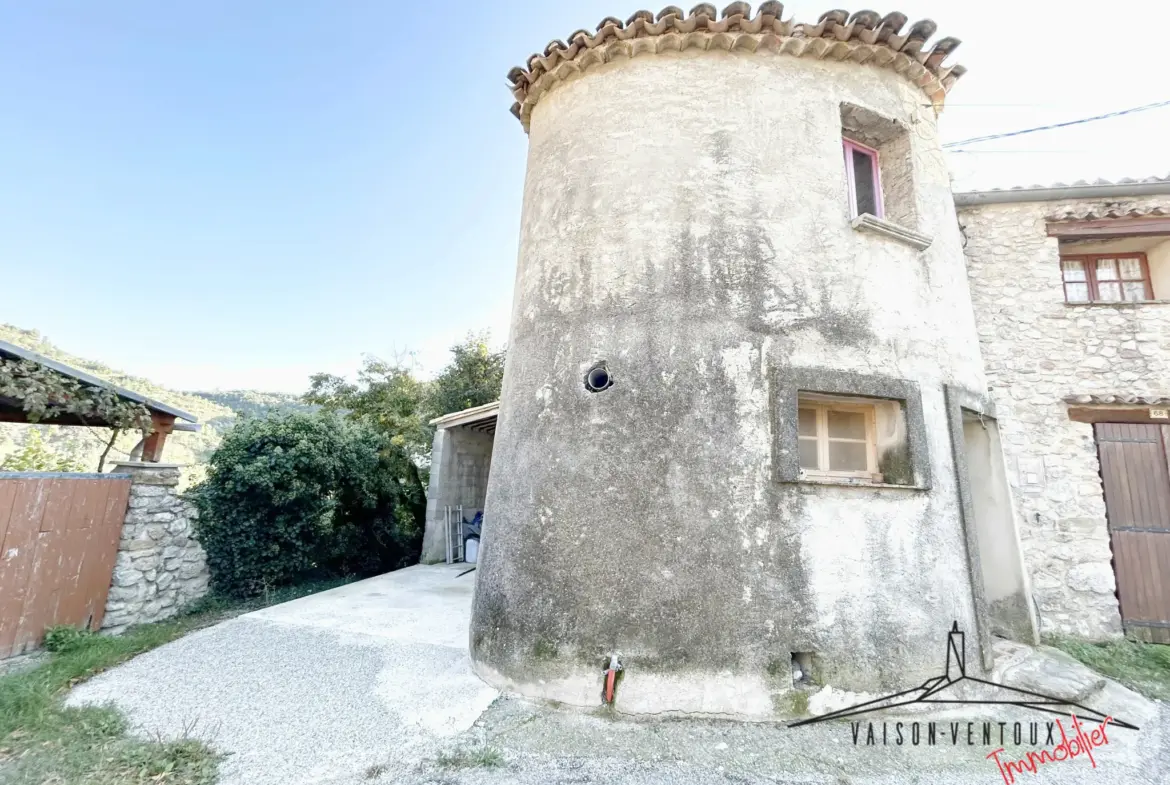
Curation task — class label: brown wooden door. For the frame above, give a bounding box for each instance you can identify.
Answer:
[0,474,132,658]
[1095,423,1170,643]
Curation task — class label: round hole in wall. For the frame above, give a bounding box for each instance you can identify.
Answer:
[584,363,612,393]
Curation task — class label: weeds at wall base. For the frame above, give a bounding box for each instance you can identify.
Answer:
[1046,635,1170,701]
[433,744,505,770]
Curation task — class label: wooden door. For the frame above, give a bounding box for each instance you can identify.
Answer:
[1095,423,1170,643]
[0,474,132,658]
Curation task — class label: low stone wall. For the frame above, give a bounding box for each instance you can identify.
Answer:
[101,462,209,633]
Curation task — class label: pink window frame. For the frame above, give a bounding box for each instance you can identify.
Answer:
[842,138,884,219]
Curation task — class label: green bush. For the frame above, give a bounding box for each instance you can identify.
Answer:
[42,624,94,653]
[191,411,422,597]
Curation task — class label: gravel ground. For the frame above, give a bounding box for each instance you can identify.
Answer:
[65,564,1168,784]
[395,695,1169,785]
[67,564,498,785]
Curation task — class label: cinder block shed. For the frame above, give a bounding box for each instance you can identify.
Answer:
[419,401,498,564]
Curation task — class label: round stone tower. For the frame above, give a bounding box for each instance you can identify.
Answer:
[473,4,986,718]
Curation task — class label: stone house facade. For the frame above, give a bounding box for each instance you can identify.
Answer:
[958,182,1170,642]
[416,3,1170,719]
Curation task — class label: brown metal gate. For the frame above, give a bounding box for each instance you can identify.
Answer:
[0,473,132,658]
[1095,423,1170,643]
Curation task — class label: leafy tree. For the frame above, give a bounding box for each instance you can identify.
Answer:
[191,411,421,597]
[305,356,431,525]
[0,430,86,472]
[429,332,506,417]
[301,333,506,526]
[329,428,426,576]
[305,356,431,458]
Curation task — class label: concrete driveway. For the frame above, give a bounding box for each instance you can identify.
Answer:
[68,563,498,785]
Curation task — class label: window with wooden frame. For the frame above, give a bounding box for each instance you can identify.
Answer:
[1060,253,1153,303]
[842,138,883,219]
[797,397,882,482]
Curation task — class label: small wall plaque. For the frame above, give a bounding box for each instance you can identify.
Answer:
[1151,408,1169,419]
[1016,456,1046,493]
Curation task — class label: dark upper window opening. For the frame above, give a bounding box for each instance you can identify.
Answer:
[843,138,883,219]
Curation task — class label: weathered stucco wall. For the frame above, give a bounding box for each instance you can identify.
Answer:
[959,195,1170,639]
[474,50,989,717]
[102,463,209,633]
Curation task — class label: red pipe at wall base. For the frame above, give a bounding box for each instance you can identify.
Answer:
[603,653,622,704]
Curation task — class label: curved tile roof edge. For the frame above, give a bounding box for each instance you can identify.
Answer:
[1047,205,1169,222]
[1064,394,1170,407]
[506,4,965,131]
[954,174,1170,206]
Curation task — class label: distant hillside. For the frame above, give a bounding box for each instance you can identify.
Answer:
[186,390,312,423]
[0,324,305,484]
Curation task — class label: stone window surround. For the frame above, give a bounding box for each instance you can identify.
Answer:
[840,103,933,251]
[852,213,933,250]
[771,367,931,490]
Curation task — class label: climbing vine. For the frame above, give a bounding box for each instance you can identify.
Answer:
[0,358,153,470]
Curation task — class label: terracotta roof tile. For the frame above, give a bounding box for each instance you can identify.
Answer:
[954,174,1170,206]
[507,4,965,131]
[1047,204,1170,222]
[1064,394,1170,407]
[964,174,1170,196]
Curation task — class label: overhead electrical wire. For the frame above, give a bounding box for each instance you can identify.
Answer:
[942,98,1170,150]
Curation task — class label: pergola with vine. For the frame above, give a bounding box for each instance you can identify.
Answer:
[0,340,197,470]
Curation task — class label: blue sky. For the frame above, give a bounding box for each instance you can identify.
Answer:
[2,1,1168,393]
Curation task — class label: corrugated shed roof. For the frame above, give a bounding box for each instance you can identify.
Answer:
[429,401,499,430]
[507,4,965,131]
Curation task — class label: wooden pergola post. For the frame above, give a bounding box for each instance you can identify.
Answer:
[139,413,176,463]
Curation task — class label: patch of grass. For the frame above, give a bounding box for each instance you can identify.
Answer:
[1046,635,1170,701]
[434,745,505,770]
[0,616,224,784]
[0,576,356,784]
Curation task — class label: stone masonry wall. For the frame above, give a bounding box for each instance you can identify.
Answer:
[959,195,1170,639]
[102,463,209,633]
